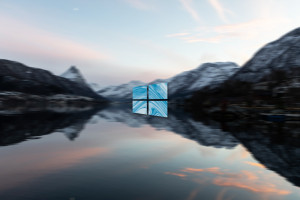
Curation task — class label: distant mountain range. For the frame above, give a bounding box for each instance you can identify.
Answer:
[153,62,239,100]
[98,62,239,102]
[97,80,146,101]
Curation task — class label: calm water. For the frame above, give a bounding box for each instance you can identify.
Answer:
[0,105,299,200]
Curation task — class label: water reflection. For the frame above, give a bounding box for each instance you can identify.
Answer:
[98,105,239,148]
[0,109,99,146]
[185,114,299,187]
[0,104,299,200]
[97,104,300,188]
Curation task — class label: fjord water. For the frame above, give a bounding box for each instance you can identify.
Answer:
[0,106,299,200]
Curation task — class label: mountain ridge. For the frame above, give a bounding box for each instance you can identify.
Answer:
[0,59,105,100]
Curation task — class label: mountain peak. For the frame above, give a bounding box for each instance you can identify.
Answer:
[61,66,87,85]
[69,65,79,71]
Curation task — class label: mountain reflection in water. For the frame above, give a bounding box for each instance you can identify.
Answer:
[0,104,299,200]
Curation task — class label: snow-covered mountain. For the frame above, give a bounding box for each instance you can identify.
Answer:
[98,62,239,101]
[61,66,87,85]
[97,80,145,101]
[231,27,300,82]
[154,62,239,99]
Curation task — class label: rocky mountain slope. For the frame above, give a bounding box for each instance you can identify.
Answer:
[0,59,105,100]
[231,27,300,82]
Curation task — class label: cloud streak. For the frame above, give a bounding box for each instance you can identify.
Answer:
[244,161,265,169]
[167,16,290,43]
[213,170,290,195]
[165,172,187,177]
[179,0,201,23]
[208,0,232,23]
[181,167,225,175]
[165,167,292,197]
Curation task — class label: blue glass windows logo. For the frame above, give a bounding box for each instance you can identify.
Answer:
[132,83,168,117]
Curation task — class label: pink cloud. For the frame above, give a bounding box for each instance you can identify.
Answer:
[165,172,187,177]
[165,167,292,197]
[213,170,291,196]
[181,167,225,175]
[244,161,265,169]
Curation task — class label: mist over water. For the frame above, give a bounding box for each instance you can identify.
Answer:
[0,105,299,200]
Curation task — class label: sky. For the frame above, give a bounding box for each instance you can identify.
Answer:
[0,0,299,86]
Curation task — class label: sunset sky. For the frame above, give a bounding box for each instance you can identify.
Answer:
[0,0,299,86]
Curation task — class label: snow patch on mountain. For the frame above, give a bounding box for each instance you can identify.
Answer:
[165,62,239,97]
[97,80,145,101]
